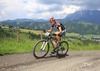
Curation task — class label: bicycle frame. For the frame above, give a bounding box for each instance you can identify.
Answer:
[40,41,48,50]
[40,35,55,51]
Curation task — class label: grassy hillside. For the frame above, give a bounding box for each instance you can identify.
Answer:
[0,27,100,56]
[0,27,40,55]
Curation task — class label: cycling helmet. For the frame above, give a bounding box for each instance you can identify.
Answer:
[49,17,55,23]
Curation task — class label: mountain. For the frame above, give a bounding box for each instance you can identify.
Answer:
[0,10,100,35]
[0,18,49,29]
[34,19,47,22]
[63,10,100,24]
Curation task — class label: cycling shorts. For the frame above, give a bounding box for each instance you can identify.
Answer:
[58,29,66,37]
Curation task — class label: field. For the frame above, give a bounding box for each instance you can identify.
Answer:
[0,27,100,55]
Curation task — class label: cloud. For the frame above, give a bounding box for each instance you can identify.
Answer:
[0,1,7,20]
[0,0,100,21]
[81,0,100,10]
[24,0,80,19]
[37,0,100,10]
[36,0,84,6]
[24,0,63,13]
[24,0,100,20]
[0,0,26,20]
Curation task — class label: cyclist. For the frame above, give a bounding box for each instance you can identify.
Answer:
[44,17,66,54]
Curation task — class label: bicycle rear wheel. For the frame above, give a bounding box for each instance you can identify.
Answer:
[33,39,49,59]
[57,41,69,56]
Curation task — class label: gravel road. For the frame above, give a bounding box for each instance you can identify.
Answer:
[0,51,100,71]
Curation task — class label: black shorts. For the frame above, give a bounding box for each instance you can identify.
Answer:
[58,29,66,37]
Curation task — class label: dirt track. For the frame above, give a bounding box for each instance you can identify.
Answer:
[0,51,100,71]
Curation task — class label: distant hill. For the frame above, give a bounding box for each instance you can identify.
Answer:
[63,10,100,24]
[0,10,100,35]
[0,19,49,30]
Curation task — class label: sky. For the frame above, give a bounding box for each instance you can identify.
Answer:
[0,0,100,21]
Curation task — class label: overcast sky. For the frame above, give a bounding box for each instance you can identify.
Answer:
[0,0,100,21]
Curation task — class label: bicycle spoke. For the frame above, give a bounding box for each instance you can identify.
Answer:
[33,40,49,59]
[57,41,69,55]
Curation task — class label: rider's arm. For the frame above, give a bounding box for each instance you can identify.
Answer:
[55,27,62,35]
[46,24,54,33]
[47,27,53,33]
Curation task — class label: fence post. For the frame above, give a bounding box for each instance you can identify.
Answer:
[40,31,43,39]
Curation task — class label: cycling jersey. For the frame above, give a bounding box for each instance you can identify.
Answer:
[51,22,65,31]
[51,22,66,36]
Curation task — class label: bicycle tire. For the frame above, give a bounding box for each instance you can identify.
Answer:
[33,39,49,59]
[57,41,69,56]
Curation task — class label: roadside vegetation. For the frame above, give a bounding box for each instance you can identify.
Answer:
[0,26,100,56]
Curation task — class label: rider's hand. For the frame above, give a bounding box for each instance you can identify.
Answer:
[43,30,46,33]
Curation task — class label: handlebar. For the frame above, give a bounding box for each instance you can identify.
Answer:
[44,32,56,37]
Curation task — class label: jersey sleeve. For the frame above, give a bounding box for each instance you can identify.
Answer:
[57,22,61,27]
[57,24,61,27]
[51,24,54,27]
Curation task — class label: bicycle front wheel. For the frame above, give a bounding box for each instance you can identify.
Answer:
[33,39,49,59]
[57,41,69,56]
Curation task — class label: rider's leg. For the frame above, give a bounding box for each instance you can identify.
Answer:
[55,35,61,43]
[52,34,61,48]
[53,35,61,50]
[50,35,61,54]
[50,38,58,54]
[52,39,57,48]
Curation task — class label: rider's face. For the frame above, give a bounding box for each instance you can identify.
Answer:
[50,20,56,25]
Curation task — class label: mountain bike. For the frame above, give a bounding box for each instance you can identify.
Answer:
[33,32,69,59]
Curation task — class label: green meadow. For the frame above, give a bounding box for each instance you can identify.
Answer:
[0,27,100,56]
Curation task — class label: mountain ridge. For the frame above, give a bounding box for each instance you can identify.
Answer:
[63,10,100,24]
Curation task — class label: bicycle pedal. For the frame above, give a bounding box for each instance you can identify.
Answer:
[50,52,56,56]
[61,47,65,51]
[54,48,59,52]
[51,51,55,54]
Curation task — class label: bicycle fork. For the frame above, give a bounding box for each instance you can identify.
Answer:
[40,41,48,51]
